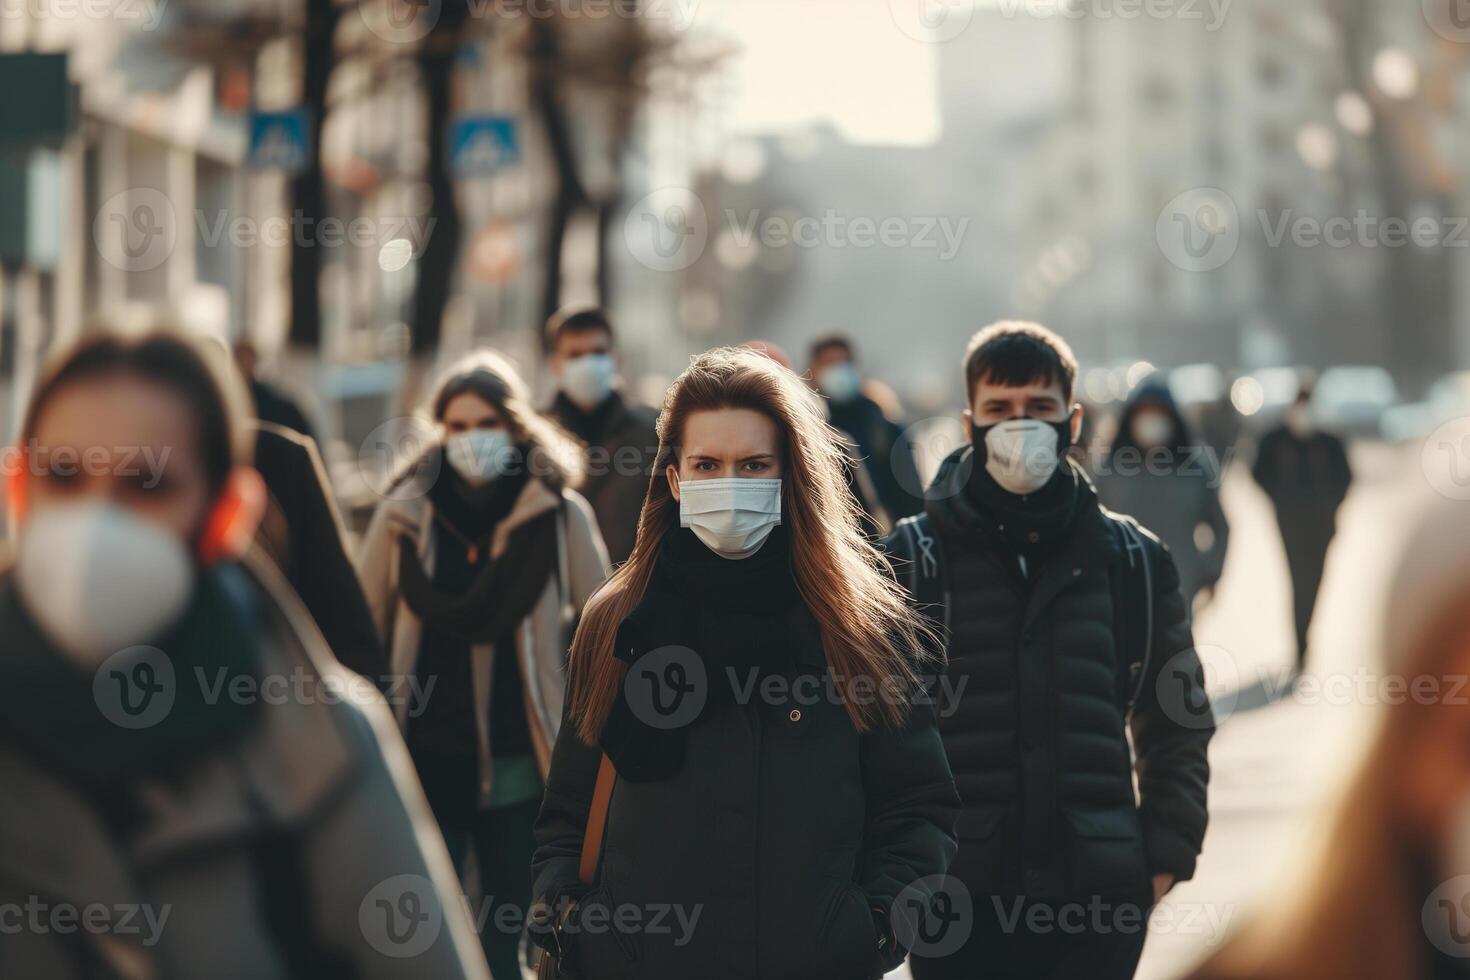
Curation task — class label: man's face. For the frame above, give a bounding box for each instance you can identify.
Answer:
[551,328,613,369]
[967,375,1082,441]
[809,345,852,379]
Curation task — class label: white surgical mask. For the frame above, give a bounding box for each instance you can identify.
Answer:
[984,418,1064,495]
[817,363,862,404]
[15,500,195,664]
[1130,412,1174,449]
[677,477,782,560]
[445,429,514,487]
[559,354,616,411]
[1285,404,1312,438]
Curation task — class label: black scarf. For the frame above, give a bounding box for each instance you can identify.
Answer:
[598,525,807,781]
[551,390,622,446]
[396,461,558,643]
[964,450,1085,562]
[0,568,262,809]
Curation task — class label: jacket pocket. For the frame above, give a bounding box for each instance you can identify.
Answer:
[811,884,878,980]
[955,804,1006,841]
[567,885,640,980]
[1064,806,1147,894]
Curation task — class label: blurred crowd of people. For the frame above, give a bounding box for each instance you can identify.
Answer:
[5,307,1456,980]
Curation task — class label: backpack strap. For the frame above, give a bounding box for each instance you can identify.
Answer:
[890,514,950,638]
[1104,511,1155,715]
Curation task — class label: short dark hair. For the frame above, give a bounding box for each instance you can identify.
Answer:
[963,320,1078,403]
[23,329,252,492]
[809,334,855,363]
[545,307,614,352]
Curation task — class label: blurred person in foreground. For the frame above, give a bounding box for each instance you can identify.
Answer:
[1188,497,1470,980]
[1251,384,1353,673]
[809,334,925,521]
[357,349,609,978]
[1097,376,1230,609]
[744,338,889,538]
[891,322,1214,980]
[530,347,958,980]
[0,329,487,979]
[544,307,659,566]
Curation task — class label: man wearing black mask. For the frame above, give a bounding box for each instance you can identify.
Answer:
[890,321,1214,980]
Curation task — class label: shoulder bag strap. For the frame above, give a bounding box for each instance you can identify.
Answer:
[578,753,617,883]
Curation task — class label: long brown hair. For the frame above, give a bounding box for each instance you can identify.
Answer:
[566,346,936,744]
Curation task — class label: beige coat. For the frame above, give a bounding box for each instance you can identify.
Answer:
[356,476,609,805]
[0,559,491,980]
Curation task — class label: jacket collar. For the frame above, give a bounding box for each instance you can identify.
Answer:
[926,446,1119,626]
[550,389,629,440]
[490,477,561,559]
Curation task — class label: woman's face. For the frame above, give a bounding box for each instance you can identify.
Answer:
[441,392,506,435]
[667,408,783,500]
[26,374,212,541]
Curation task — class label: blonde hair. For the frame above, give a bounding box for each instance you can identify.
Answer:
[565,346,937,744]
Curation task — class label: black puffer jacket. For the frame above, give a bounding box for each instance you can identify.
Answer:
[896,448,1213,899]
[532,573,960,979]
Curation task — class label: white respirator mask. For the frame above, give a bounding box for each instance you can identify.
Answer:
[15,500,195,665]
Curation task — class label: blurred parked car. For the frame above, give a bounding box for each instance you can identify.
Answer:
[1312,366,1399,438]
[1381,371,1470,443]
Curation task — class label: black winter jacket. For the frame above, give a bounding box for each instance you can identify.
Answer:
[888,448,1213,899]
[532,603,960,980]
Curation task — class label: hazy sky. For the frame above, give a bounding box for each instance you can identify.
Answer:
[694,0,945,146]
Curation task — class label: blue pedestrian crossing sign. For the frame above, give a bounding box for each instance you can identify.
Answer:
[247,109,314,174]
[449,116,520,177]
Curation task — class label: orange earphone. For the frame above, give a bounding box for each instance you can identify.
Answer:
[5,449,27,528]
[196,468,266,566]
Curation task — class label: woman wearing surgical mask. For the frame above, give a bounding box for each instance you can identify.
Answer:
[0,330,487,979]
[357,349,609,979]
[529,347,959,980]
[1189,499,1470,980]
[1095,378,1230,609]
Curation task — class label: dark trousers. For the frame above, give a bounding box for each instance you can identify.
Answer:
[438,798,540,980]
[1281,527,1331,667]
[910,890,1151,980]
